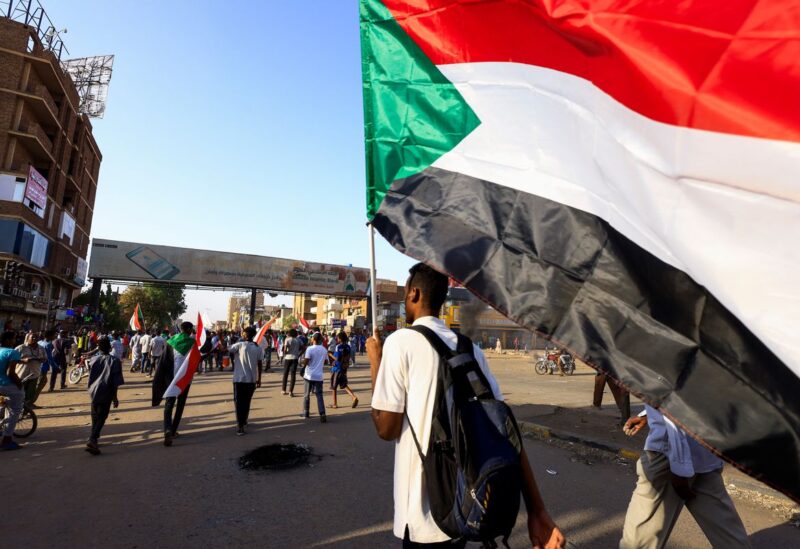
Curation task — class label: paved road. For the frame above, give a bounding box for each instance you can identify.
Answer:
[1,359,796,548]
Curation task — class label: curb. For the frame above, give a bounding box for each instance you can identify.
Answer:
[519,420,641,462]
[518,421,799,516]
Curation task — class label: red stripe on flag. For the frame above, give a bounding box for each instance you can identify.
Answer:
[255,319,275,345]
[174,345,201,394]
[381,0,800,142]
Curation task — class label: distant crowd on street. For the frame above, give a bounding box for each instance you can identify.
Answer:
[0,320,368,453]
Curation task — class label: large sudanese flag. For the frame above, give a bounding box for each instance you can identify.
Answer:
[360,0,800,500]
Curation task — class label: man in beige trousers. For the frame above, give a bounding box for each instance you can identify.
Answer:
[620,405,751,549]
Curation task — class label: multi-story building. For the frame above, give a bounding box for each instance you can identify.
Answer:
[441,286,536,350]
[0,13,102,329]
[226,291,265,329]
[375,279,405,332]
[292,293,316,324]
[342,298,367,333]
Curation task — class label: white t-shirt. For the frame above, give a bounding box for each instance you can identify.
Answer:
[131,334,142,354]
[150,336,166,358]
[110,339,124,359]
[140,334,152,353]
[372,316,502,543]
[230,341,261,383]
[303,345,327,381]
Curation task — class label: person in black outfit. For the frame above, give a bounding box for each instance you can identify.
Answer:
[85,337,124,455]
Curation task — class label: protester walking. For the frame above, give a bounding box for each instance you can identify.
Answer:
[15,332,45,408]
[110,332,125,361]
[228,326,262,435]
[140,330,152,375]
[152,321,194,447]
[149,330,166,379]
[300,332,327,423]
[49,330,70,391]
[0,331,24,451]
[130,330,143,372]
[328,332,358,409]
[620,406,752,548]
[281,329,301,397]
[37,329,57,399]
[367,263,565,548]
[85,337,124,456]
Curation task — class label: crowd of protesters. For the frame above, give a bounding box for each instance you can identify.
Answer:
[0,318,367,453]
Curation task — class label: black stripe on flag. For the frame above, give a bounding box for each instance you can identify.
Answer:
[373,166,800,501]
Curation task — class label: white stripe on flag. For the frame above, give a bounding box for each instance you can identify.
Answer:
[432,62,800,375]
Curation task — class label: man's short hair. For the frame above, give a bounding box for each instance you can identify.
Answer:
[244,326,257,340]
[312,332,322,344]
[180,321,193,334]
[98,336,112,354]
[408,263,449,313]
[289,329,298,337]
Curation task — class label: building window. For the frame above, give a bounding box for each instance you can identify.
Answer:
[0,219,18,254]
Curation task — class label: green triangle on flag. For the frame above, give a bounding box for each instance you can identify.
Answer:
[360,0,480,220]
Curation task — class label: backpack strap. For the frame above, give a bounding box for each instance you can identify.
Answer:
[403,325,455,461]
[408,325,454,360]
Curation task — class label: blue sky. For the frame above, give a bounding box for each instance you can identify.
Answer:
[47,0,415,321]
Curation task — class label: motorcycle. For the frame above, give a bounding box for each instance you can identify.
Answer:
[535,346,575,376]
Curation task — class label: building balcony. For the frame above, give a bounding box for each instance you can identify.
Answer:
[324,302,343,313]
[28,84,58,116]
[10,122,54,163]
[0,87,60,130]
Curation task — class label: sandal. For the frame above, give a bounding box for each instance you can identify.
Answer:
[352,398,359,409]
[327,404,338,409]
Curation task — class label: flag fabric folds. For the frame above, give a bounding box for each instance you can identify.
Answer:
[255,319,275,345]
[128,303,144,331]
[163,313,205,399]
[360,0,800,500]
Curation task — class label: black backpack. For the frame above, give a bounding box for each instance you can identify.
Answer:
[406,326,523,547]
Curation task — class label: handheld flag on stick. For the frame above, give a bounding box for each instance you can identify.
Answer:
[360,0,800,501]
[129,304,144,331]
[163,313,205,399]
[255,318,275,345]
[299,318,311,335]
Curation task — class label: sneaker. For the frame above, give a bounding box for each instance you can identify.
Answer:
[320,415,327,424]
[299,414,309,419]
[85,441,101,455]
[0,440,21,451]
[352,397,359,409]
[236,426,245,436]
[164,432,173,447]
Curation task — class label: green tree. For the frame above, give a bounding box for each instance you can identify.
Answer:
[73,284,126,332]
[282,314,299,330]
[119,284,187,332]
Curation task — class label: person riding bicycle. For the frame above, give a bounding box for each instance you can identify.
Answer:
[0,331,24,451]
